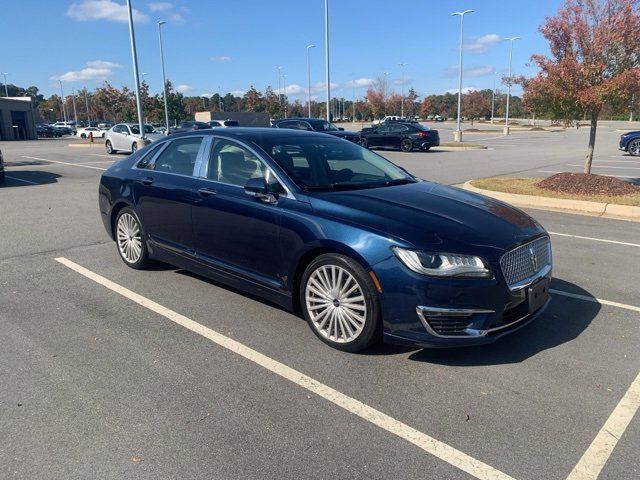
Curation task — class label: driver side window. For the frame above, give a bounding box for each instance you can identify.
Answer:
[153,137,203,176]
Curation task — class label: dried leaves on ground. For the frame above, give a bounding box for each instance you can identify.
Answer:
[536,173,639,197]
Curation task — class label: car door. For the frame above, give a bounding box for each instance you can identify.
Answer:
[368,124,389,147]
[113,124,129,150]
[191,136,284,288]
[387,124,407,148]
[133,136,207,255]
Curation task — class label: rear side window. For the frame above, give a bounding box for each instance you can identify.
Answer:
[207,139,265,186]
[136,144,163,169]
[153,137,203,176]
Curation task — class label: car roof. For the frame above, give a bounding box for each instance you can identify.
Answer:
[166,127,337,143]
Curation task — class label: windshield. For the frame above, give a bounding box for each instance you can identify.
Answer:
[263,138,415,191]
[309,120,339,132]
[130,125,155,134]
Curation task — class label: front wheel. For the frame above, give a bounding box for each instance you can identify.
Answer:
[628,139,640,156]
[115,208,151,269]
[400,138,413,152]
[131,142,138,153]
[105,140,116,154]
[80,133,87,139]
[360,137,369,149]
[300,254,381,352]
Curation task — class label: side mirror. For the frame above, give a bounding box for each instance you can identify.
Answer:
[244,177,277,204]
[338,127,344,131]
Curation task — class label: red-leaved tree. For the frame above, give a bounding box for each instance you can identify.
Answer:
[524,0,640,173]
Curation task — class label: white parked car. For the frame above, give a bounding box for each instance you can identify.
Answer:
[105,123,163,154]
[207,120,240,128]
[76,127,105,139]
[372,116,403,126]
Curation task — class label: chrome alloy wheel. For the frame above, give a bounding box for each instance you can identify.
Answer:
[116,212,143,264]
[305,265,367,343]
[629,139,640,156]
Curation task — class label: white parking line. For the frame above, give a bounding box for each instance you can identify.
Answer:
[22,156,106,171]
[566,371,640,480]
[549,232,640,248]
[87,153,115,158]
[4,175,40,185]
[54,256,515,480]
[596,159,640,164]
[550,289,640,313]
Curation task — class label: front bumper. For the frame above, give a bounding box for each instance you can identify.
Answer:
[374,255,552,348]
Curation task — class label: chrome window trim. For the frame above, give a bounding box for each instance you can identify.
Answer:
[133,141,169,170]
[201,135,296,200]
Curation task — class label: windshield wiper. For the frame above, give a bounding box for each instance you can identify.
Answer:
[382,178,417,186]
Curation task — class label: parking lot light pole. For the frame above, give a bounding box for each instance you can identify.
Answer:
[276,66,283,117]
[306,44,315,117]
[158,21,170,135]
[126,0,145,141]
[452,9,473,143]
[58,80,68,123]
[1,73,8,97]
[324,0,331,122]
[84,88,91,127]
[218,85,223,112]
[282,74,288,117]
[491,69,496,124]
[503,36,520,136]
[71,88,78,125]
[398,63,407,118]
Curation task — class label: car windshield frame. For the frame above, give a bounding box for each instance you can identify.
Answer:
[259,136,416,192]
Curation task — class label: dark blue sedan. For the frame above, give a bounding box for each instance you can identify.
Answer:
[619,130,640,156]
[99,128,552,352]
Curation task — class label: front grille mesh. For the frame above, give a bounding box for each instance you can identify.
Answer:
[500,237,551,287]
[426,318,473,335]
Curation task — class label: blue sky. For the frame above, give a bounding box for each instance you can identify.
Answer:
[0,0,564,100]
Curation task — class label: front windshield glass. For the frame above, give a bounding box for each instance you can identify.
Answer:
[310,120,339,132]
[130,125,155,134]
[263,138,415,191]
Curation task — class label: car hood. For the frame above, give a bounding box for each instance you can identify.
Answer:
[621,131,640,136]
[308,181,546,258]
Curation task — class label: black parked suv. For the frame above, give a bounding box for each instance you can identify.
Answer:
[272,118,360,143]
[360,122,440,152]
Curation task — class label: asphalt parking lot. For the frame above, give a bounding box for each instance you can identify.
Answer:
[1,132,638,479]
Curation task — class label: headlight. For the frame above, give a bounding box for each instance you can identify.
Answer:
[392,247,490,278]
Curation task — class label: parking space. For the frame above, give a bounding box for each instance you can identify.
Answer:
[1,139,639,479]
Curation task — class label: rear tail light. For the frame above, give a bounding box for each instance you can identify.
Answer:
[417,131,429,138]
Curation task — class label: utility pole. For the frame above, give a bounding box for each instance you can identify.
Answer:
[84,88,91,127]
[282,74,288,117]
[452,9,473,142]
[71,88,78,125]
[126,0,145,140]
[218,85,223,112]
[399,63,407,118]
[58,80,68,123]
[276,66,283,117]
[306,44,315,117]
[1,73,8,97]
[490,70,496,124]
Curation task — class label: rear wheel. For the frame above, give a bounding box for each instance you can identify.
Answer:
[115,208,151,269]
[400,138,413,152]
[300,254,381,352]
[360,137,369,149]
[131,142,138,153]
[106,140,116,154]
[628,139,640,156]
[80,133,87,139]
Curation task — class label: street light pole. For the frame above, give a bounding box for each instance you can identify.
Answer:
[398,63,407,118]
[452,9,473,142]
[126,0,145,140]
[1,73,8,97]
[352,81,356,121]
[58,80,68,123]
[504,36,520,135]
[306,44,315,117]
[84,87,91,127]
[158,21,170,135]
[490,69,496,124]
[276,66,283,117]
[383,71,390,115]
[324,0,331,122]
[282,74,288,117]
[218,85,223,112]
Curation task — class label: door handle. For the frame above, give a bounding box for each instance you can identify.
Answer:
[197,187,217,197]
[141,177,153,185]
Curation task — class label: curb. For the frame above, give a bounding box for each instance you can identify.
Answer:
[435,145,488,151]
[461,181,640,222]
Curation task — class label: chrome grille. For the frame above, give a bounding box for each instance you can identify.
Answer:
[500,236,551,288]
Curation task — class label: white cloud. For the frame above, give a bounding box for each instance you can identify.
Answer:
[444,65,494,78]
[312,81,340,91]
[465,34,500,53]
[148,1,172,11]
[230,90,246,96]
[167,12,185,23]
[344,78,374,88]
[67,0,149,23]
[175,84,193,93]
[210,56,232,62]
[280,84,305,95]
[392,76,412,86]
[444,86,478,95]
[53,60,122,82]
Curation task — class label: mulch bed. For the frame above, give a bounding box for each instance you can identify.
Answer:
[536,172,639,197]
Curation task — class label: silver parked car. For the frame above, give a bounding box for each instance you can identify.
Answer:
[105,123,163,154]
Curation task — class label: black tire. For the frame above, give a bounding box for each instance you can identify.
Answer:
[628,139,640,157]
[300,253,381,352]
[131,142,138,153]
[106,140,116,154]
[360,137,369,149]
[80,133,87,139]
[400,138,413,152]
[114,207,152,270]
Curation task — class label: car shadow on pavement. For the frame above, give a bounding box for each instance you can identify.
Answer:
[406,278,600,366]
[0,170,61,187]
